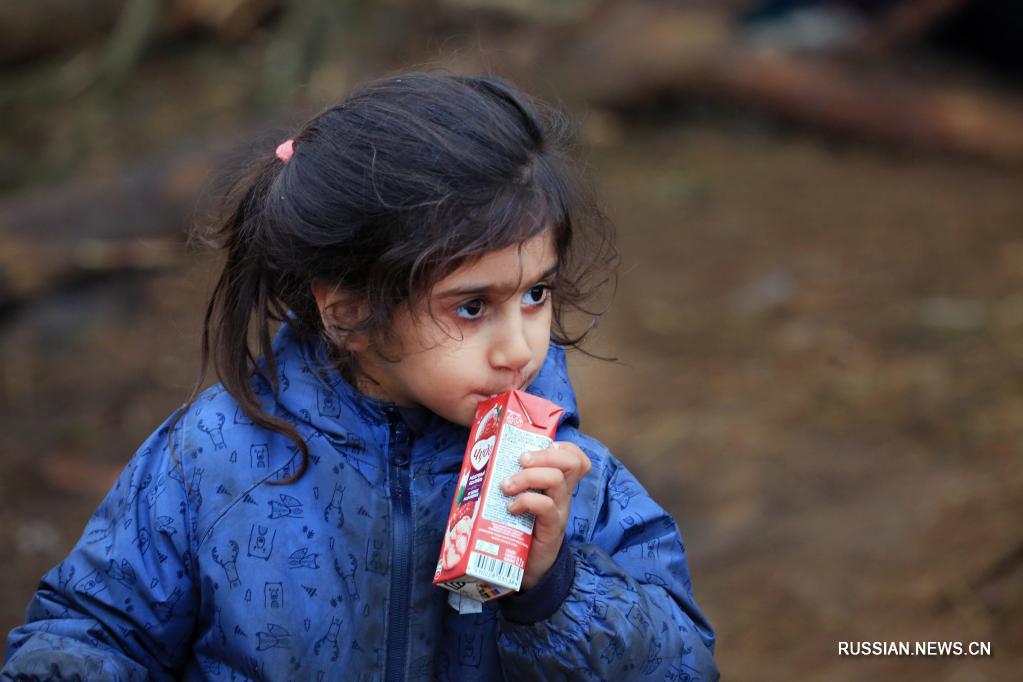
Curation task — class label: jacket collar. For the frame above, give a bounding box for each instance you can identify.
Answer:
[265,321,580,445]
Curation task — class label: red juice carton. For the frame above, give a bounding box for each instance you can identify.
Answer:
[433,390,564,602]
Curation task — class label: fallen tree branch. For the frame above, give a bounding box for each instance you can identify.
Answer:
[859,0,972,55]
[485,2,1023,165]
[0,235,185,316]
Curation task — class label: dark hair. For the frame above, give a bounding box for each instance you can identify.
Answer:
[177,71,616,482]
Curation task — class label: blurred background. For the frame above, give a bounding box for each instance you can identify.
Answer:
[1,0,1021,679]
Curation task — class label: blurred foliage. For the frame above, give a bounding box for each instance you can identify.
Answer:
[0,0,375,193]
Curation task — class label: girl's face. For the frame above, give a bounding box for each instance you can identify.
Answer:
[345,230,557,427]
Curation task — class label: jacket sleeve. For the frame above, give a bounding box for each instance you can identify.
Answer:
[496,436,719,681]
[3,411,199,682]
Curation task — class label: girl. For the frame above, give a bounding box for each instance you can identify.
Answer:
[3,73,718,681]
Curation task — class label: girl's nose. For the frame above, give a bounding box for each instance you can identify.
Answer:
[489,317,532,373]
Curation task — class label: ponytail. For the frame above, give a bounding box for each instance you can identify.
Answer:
[169,154,308,484]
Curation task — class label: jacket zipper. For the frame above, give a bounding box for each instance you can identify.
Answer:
[385,410,412,682]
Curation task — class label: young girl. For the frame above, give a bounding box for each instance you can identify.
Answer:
[3,73,718,681]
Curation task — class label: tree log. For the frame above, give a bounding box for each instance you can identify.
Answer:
[481,2,1023,164]
[0,136,252,314]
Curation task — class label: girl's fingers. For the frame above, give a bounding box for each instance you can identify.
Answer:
[520,442,592,486]
[506,491,560,520]
[501,466,564,495]
[502,443,591,520]
[501,467,568,509]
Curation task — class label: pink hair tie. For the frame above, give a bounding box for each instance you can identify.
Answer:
[275,139,295,162]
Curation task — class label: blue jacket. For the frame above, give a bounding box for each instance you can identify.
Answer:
[4,323,718,681]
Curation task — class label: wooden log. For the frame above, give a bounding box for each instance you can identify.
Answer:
[0,235,185,314]
[0,136,248,313]
[0,148,216,242]
[520,1,1023,164]
[706,52,1023,163]
[858,0,973,54]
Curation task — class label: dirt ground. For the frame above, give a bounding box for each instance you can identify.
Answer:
[576,121,1023,680]
[2,56,1022,682]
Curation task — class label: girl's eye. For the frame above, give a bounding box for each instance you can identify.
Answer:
[455,299,485,320]
[523,285,550,306]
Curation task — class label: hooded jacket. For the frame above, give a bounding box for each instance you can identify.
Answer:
[3,322,718,681]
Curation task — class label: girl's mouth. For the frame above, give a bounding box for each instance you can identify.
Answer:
[472,389,513,404]
[473,373,535,402]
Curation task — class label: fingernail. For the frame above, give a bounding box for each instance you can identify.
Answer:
[521,452,533,465]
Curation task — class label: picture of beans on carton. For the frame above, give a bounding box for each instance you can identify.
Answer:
[433,390,563,603]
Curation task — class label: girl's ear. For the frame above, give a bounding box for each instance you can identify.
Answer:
[311,280,370,353]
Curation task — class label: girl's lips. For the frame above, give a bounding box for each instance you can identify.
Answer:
[473,372,535,401]
[472,372,536,402]
[471,389,516,405]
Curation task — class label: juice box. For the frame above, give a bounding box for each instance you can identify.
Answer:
[433,390,564,602]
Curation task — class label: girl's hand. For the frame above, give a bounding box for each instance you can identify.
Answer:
[501,442,592,590]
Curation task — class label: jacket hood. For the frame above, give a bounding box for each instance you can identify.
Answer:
[260,322,581,443]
